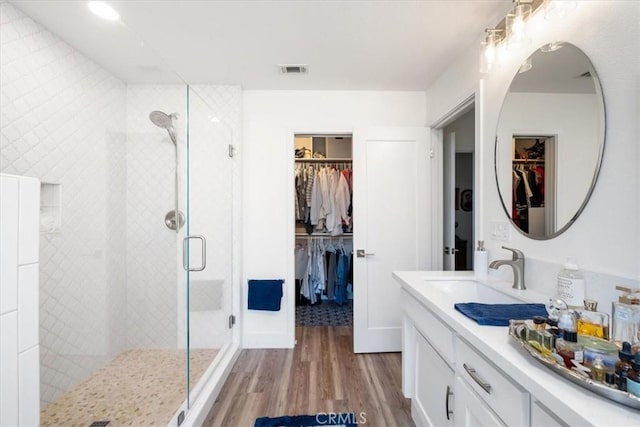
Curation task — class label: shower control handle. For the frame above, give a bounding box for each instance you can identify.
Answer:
[183,235,207,271]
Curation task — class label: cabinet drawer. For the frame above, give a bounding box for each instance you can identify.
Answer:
[402,289,454,363]
[455,337,529,427]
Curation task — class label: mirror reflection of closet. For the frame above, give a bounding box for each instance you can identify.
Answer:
[512,136,556,238]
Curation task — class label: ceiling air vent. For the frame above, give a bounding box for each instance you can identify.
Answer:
[279,64,308,74]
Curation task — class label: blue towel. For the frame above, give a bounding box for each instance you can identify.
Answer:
[454,302,547,326]
[248,279,284,311]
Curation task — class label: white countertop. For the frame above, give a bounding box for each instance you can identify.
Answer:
[394,270,640,427]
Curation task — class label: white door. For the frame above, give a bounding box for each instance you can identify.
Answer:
[353,127,431,353]
[443,132,456,270]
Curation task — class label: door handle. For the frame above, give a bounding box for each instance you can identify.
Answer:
[463,363,492,394]
[183,235,206,271]
[356,249,375,258]
[445,385,454,420]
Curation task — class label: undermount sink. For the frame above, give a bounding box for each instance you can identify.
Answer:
[422,280,528,305]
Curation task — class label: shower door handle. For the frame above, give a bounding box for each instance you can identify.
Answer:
[183,235,207,271]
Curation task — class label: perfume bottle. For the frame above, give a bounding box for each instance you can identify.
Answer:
[576,299,610,340]
[611,286,640,347]
[556,330,584,369]
[525,316,555,352]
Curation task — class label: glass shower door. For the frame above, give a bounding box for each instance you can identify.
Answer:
[182,85,236,408]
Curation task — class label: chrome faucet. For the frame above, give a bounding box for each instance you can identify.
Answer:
[489,246,526,290]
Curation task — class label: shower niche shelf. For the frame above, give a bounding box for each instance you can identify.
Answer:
[40,182,61,233]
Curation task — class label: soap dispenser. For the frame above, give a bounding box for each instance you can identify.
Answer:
[556,257,585,308]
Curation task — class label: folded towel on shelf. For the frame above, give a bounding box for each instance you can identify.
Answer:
[454,302,547,326]
[248,279,284,311]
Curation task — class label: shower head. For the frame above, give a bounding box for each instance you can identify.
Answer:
[149,110,178,144]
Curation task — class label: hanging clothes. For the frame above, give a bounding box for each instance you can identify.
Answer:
[297,163,353,235]
[296,238,352,305]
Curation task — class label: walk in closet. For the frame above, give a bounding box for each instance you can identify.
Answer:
[294,135,354,326]
[512,136,556,237]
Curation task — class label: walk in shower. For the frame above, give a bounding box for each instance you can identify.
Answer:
[0,2,239,425]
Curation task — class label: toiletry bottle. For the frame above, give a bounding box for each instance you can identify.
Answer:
[614,341,634,391]
[474,240,488,279]
[612,286,640,347]
[525,316,555,352]
[556,330,583,369]
[626,353,640,397]
[557,309,577,332]
[576,299,610,340]
[591,356,605,382]
[556,257,585,308]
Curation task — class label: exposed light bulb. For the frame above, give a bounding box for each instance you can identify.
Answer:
[87,1,120,21]
[479,29,503,74]
[512,16,525,34]
[507,2,532,50]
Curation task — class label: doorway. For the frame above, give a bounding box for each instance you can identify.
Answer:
[440,105,476,271]
[293,134,354,327]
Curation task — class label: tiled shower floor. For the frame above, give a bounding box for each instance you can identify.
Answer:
[40,348,218,427]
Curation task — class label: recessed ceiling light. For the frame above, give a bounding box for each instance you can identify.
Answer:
[87,1,120,21]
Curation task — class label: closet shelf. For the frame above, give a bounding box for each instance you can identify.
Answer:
[513,159,545,163]
[295,158,352,163]
[296,232,353,238]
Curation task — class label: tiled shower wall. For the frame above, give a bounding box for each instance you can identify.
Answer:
[1,0,241,409]
[126,84,241,350]
[125,85,186,349]
[0,1,127,406]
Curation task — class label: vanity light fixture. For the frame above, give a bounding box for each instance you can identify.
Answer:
[479,29,504,74]
[506,1,533,50]
[87,1,120,21]
[544,0,577,21]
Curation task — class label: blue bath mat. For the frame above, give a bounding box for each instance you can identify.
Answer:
[454,302,547,326]
[255,413,357,426]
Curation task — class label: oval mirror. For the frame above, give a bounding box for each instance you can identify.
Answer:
[494,42,605,239]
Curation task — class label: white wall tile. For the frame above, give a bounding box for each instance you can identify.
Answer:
[2,1,241,407]
[17,177,39,265]
[0,175,19,314]
[1,1,128,405]
[0,312,19,427]
[18,345,40,427]
[18,263,38,352]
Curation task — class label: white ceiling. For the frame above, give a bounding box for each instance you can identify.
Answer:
[10,0,513,90]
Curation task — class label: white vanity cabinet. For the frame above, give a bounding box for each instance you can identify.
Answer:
[415,330,454,426]
[531,400,568,427]
[454,376,505,427]
[402,289,455,426]
[455,336,529,426]
[403,289,529,427]
[396,271,640,427]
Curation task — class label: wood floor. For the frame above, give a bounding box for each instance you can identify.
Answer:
[203,326,413,427]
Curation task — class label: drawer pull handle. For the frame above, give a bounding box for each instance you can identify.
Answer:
[463,363,492,394]
[445,385,454,420]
